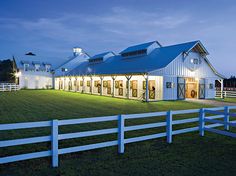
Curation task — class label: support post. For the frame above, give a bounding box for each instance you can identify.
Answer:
[166,110,172,143]
[199,108,205,136]
[90,76,93,94]
[100,76,104,96]
[118,114,125,153]
[112,76,116,97]
[82,76,85,93]
[74,78,77,92]
[63,77,66,90]
[145,75,149,102]
[52,120,58,167]
[220,79,224,99]
[125,75,132,99]
[224,106,230,131]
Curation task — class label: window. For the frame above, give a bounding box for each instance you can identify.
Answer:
[209,83,214,89]
[87,81,90,87]
[191,58,199,65]
[45,65,51,72]
[35,64,40,71]
[103,81,108,87]
[166,82,174,88]
[24,64,29,71]
[80,81,83,86]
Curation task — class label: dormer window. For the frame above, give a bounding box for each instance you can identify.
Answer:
[35,64,40,71]
[24,64,29,71]
[45,65,51,72]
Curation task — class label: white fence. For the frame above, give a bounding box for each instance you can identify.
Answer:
[216,90,236,98]
[0,83,20,92]
[0,106,236,168]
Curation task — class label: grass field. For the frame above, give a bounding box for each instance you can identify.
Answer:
[0,90,236,176]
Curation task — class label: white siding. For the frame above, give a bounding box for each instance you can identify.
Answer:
[152,52,220,79]
[150,51,221,100]
[19,70,52,89]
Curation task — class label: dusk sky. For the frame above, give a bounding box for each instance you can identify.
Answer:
[0,0,236,77]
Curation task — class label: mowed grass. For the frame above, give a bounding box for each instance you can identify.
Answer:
[0,90,236,176]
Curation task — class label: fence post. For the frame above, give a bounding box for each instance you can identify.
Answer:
[224,106,229,131]
[118,114,125,153]
[52,119,59,167]
[166,110,172,143]
[199,108,205,136]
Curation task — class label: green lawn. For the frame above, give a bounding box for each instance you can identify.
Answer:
[0,90,236,176]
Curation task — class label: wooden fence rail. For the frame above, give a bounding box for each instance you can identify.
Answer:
[0,106,236,167]
[216,90,236,98]
[0,83,20,92]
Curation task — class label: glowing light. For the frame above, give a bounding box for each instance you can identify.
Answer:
[15,72,21,77]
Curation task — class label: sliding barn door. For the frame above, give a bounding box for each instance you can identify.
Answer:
[199,78,205,99]
[177,77,185,100]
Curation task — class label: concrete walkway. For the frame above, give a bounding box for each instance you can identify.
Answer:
[186,99,236,107]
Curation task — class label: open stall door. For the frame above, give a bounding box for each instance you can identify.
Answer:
[177,77,185,100]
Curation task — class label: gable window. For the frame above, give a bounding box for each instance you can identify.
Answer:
[191,58,199,65]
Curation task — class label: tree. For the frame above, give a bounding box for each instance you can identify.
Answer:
[0,59,16,83]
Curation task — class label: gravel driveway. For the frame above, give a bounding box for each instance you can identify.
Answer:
[186,99,236,107]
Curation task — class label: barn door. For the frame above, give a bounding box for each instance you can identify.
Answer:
[177,77,185,100]
[199,78,205,99]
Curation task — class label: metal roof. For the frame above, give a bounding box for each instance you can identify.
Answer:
[67,41,201,76]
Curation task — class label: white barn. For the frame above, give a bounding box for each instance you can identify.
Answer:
[54,40,225,101]
[14,52,53,89]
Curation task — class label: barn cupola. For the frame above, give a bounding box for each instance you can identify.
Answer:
[88,52,115,64]
[73,47,83,56]
[120,41,162,58]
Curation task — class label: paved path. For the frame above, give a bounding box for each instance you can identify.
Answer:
[186,99,236,107]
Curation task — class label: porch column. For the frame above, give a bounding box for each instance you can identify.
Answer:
[90,75,93,94]
[100,76,104,96]
[145,75,149,102]
[111,76,116,97]
[74,77,77,92]
[125,75,132,99]
[220,79,224,98]
[63,77,66,90]
[82,76,85,93]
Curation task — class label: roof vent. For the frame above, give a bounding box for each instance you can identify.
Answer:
[120,41,161,58]
[25,52,36,56]
[88,52,115,63]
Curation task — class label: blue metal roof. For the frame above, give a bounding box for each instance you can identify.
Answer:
[14,54,53,71]
[120,41,161,54]
[67,41,199,76]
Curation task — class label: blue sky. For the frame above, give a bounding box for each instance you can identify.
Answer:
[0,0,236,77]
